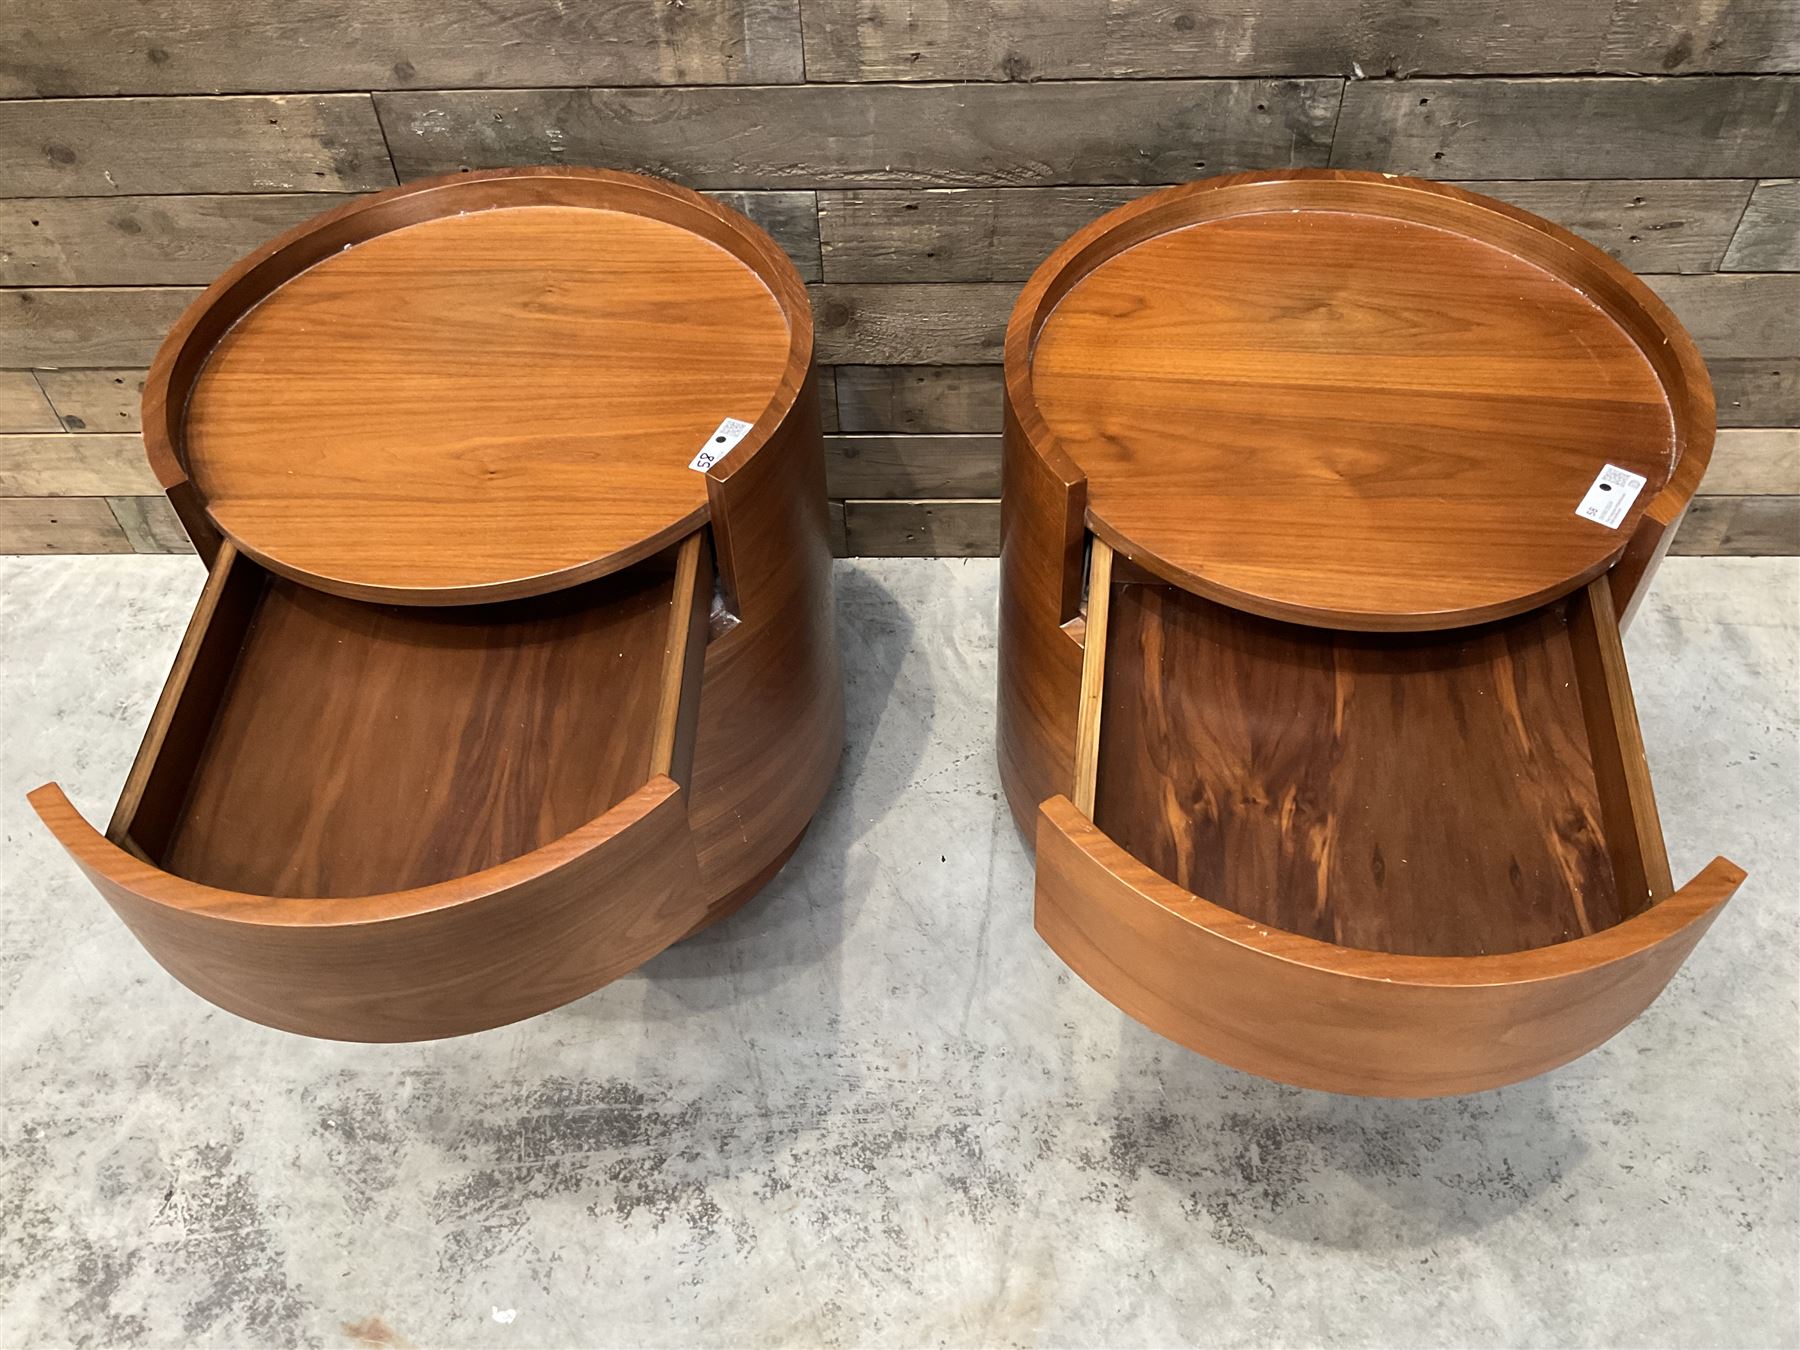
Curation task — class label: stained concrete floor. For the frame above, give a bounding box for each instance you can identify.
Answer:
[1,555,1796,1349]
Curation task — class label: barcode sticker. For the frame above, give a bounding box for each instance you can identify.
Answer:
[689,417,754,472]
[1574,463,1647,529]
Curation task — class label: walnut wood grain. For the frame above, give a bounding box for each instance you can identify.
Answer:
[1567,579,1673,915]
[1036,797,1745,1098]
[996,410,1086,832]
[1002,170,1743,1093]
[152,547,680,898]
[653,531,714,793]
[852,360,1783,435]
[143,168,813,605]
[31,168,844,1038]
[1000,172,1718,837]
[32,777,705,1042]
[1070,538,1113,820]
[31,489,839,1038]
[1092,577,1630,957]
[1016,172,1713,630]
[685,363,845,925]
[105,540,263,860]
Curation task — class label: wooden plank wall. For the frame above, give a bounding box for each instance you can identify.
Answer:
[2,3,1796,559]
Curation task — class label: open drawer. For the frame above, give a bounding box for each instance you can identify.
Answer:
[1036,541,1746,1096]
[30,533,716,1041]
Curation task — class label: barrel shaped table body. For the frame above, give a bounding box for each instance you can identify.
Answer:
[999,170,1746,1097]
[30,168,844,1041]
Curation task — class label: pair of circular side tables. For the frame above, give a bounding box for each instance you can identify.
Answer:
[29,167,1744,1099]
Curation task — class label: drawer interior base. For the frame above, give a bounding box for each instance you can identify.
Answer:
[117,546,700,899]
[1093,575,1648,958]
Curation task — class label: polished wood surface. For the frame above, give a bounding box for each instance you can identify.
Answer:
[1092,579,1628,956]
[1070,537,1113,819]
[32,168,844,1039]
[685,364,846,926]
[1009,171,1717,631]
[1000,172,1722,837]
[32,777,705,1042]
[654,532,715,793]
[1035,795,1744,1097]
[1000,172,1741,1092]
[144,169,813,604]
[26,517,836,1038]
[105,540,262,862]
[155,550,681,898]
[1567,577,1674,915]
[996,401,1087,832]
[32,478,842,1035]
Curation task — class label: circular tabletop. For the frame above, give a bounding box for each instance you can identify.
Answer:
[1015,173,1710,629]
[149,170,809,603]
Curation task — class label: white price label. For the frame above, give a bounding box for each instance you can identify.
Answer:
[1574,463,1647,530]
[689,417,754,472]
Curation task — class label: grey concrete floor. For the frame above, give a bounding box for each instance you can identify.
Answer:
[1,555,1796,1349]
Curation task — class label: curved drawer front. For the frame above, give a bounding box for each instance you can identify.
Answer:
[1036,796,1743,1097]
[32,778,703,1041]
[30,531,720,1040]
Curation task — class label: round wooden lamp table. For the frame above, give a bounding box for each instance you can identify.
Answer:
[1000,170,1747,1097]
[30,168,844,1041]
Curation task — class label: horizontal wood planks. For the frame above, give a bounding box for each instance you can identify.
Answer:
[103,496,192,552]
[1330,78,1800,179]
[8,0,1794,97]
[1725,181,1800,272]
[0,195,361,286]
[1698,430,1800,495]
[1672,498,1800,555]
[0,373,61,433]
[819,181,1759,281]
[825,436,1001,498]
[842,501,1001,557]
[1644,275,1800,357]
[30,371,146,433]
[0,0,803,97]
[2,38,1797,559]
[0,497,140,553]
[0,96,397,196]
[0,289,202,368]
[812,285,1014,364]
[0,192,819,287]
[374,81,1343,187]
[0,435,161,495]
[799,1,1800,80]
[834,366,1004,434]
